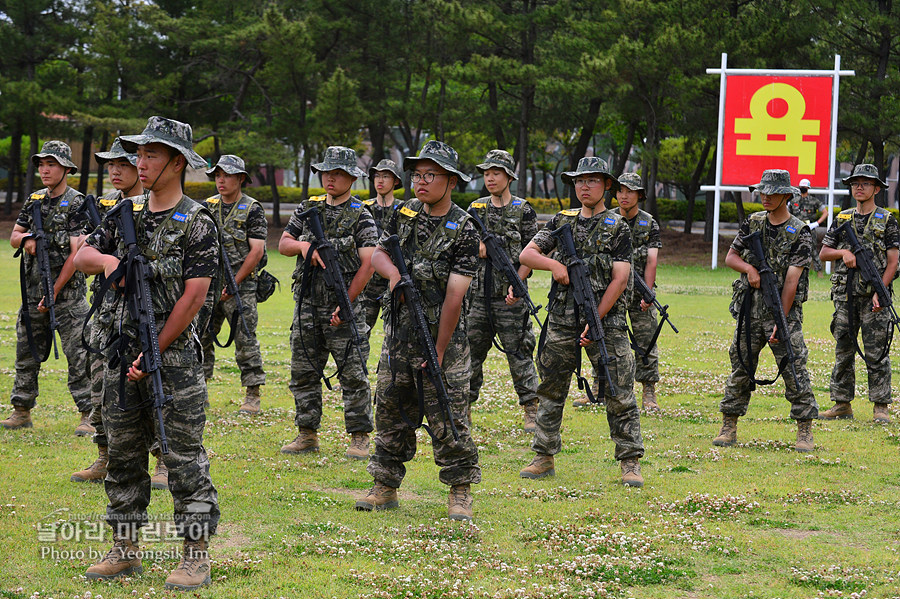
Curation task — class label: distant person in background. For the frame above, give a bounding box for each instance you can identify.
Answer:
[789,178,828,276]
[201,154,268,415]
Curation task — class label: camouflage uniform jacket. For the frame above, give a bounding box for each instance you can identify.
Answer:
[789,194,822,223]
[286,195,376,306]
[627,208,660,278]
[381,199,477,336]
[363,198,400,236]
[204,193,267,274]
[532,207,632,325]
[16,187,86,300]
[824,206,900,301]
[468,196,538,298]
[86,196,218,366]
[730,211,811,319]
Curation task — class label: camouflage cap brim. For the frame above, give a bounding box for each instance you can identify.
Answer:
[31,153,79,174]
[841,174,888,188]
[475,161,518,180]
[403,156,471,183]
[119,135,207,170]
[748,183,798,195]
[205,165,250,178]
[95,139,138,167]
[311,161,366,178]
[560,170,615,185]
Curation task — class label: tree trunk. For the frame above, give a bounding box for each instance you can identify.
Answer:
[302,144,311,202]
[7,124,22,214]
[25,125,38,196]
[682,138,712,234]
[873,140,886,207]
[516,84,534,191]
[704,190,715,243]
[731,191,746,223]
[268,165,281,228]
[79,126,94,195]
[213,133,221,165]
[612,121,636,177]
[488,81,506,149]
[435,78,447,142]
[368,121,386,198]
[568,97,602,208]
[95,131,109,197]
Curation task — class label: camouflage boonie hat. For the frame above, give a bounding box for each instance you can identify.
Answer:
[749,169,797,195]
[476,149,517,180]
[94,138,137,167]
[32,140,78,174]
[617,172,645,193]
[368,158,403,189]
[403,140,471,183]
[561,156,614,186]
[120,116,208,169]
[206,154,249,179]
[842,163,887,188]
[311,146,366,178]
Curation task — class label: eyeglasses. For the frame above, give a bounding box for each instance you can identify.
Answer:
[373,173,394,181]
[573,177,605,188]
[850,181,875,189]
[411,172,447,184]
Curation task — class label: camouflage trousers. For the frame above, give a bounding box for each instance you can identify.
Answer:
[721,313,818,419]
[467,296,539,406]
[628,300,660,383]
[102,358,218,540]
[289,301,373,433]
[830,297,892,404]
[360,275,389,335]
[201,281,266,387]
[86,318,108,446]
[368,329,481,488]
[534,312,644,461]
[11,295,91,413]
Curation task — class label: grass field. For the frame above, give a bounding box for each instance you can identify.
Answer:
[1,244,899,599]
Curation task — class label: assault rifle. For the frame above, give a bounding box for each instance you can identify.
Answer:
[211,248,251,348]
[295,207,368,377]
[383,234,459,441]
[744,230,799,385]
[79,194,103,230]
[549,223,616,400]
[466,208,542,329]
[105,199,171,454]
[14,197,60,361]
[630,269,678,364]
[835,220,900,333]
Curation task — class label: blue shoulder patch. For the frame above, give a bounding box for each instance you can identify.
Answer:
[604,216,616,225]
[445,221,458,230]
[237,203,248,210]
[638,220,648,226]
[511,199,523,206]
[786,225,797,234]
[351,201,361,208]
[60,200,69,207]
[172,212,188,222]
[874,212,884,219]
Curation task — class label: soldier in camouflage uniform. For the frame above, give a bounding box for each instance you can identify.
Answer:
[71,138,149,483]
[819,164,899,424]
[360,158,403,333]
[466,149,540,432]
[519,157,645,488]
[200,155,268,414]
[356,140,481,521]
[715,169,818,452]
[3,141,92,435]
[76,117,219,591]
[278,146,376,460]
[789,178,827,275]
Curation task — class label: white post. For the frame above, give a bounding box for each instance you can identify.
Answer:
[711,53,728,269]
[824,54,842,275]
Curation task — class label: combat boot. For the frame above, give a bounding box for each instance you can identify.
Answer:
[71,445,108,483]
[280,428,319,454]
[620,458,644,488]
[1,406,32,430]
[238,385,261,415]
[85,535,142,580]
[448,484,473,521]
[164,538,210,591]
[820,401,853,420]
[522,400,538,433]
[74,411,95,437]
[355,481,399,511]
[712,414,738,447]
[874,403,892,424]
[795,420,814,452]
[151,454,169,490]
[642,382,659,412]
[346,432,370,460]
[520,454,555,479]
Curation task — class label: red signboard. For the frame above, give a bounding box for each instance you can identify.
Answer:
[722,75,833,188]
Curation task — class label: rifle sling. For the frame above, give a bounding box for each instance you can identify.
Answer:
[735,288,790,387]
[847,268,893,366]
